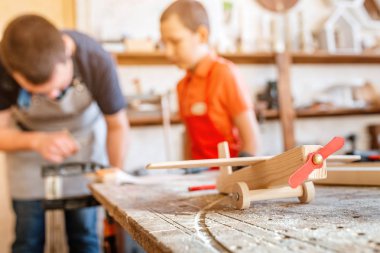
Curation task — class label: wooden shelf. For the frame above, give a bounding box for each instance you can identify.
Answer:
[128,107,380,126]
[128,105,380,126]
[115,52,170,65]
[117,51,380,149]
[258,109,279,120]
[114,52,380,65]
[292,53,380,64]
[221,53,276,64]
[114,52,276,65]
[296,107,380,118]
[260,107,380,120]
[128,111,181,126]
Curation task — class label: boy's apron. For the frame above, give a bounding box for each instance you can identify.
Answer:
[183,62,240,160]
[6,75,108,200]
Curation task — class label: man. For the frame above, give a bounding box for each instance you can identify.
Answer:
[0,15,129,253]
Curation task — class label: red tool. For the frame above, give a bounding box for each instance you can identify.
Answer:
[188,184,216,192]
[288,137,345,188]
[368,154,380,161]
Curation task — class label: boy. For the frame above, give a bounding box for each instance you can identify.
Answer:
[160,0,260,161]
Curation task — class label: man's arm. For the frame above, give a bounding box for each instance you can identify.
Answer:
[233,110,260,155]
[0,109,79,163]
[0,109,39,151]
[104,109,130,169]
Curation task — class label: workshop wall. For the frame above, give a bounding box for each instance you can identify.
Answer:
[74,0,380,163]
[1,1,380,251]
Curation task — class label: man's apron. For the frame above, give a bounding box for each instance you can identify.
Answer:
[6,74,108,200]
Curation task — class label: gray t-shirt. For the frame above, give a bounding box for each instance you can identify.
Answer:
[0,30,126,114]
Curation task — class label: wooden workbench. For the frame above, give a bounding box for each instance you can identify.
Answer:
[89,172,380,253]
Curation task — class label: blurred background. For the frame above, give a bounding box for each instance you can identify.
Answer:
[2,0,380,251]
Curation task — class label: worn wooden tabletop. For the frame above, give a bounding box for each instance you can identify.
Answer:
[89,172,380,253]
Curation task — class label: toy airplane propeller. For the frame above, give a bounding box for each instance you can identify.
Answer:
[146,137,360,209]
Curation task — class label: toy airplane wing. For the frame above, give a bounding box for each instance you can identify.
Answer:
[146,155,359,170]
[146,156,271,169]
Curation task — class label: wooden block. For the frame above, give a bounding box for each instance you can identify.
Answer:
[217,142,232,175]
[216,145,326,193]
[316,164,380,186]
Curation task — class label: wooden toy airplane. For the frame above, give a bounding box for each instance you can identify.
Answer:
[146,137,360,209]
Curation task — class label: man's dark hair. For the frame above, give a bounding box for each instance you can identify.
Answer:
[0,14,67,85]
[160,0,210,33]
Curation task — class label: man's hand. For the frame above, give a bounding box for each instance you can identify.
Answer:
[32,131,79,163]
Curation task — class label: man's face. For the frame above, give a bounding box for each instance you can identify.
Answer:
[160,14,206,70]
[12,59,74,100]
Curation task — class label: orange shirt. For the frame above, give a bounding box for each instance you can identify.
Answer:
[177,54,253,146]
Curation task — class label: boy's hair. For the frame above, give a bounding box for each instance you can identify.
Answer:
[160,0,210,33]
[0,14,67,85]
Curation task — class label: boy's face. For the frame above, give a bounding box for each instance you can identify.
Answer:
[161,14,207,70]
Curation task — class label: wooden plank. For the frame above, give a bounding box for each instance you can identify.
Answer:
[292,52,380,64]
[89,172,380,253]
[115,52,276,65]
[276,52,296,150]
[221,53,276,64]
[325,155,361,162]
[115,52,171,65]
[146,155,360,170]
[329,162,380,167]
[127,111,181,126]
[0,153,13,253]
[296,107,380,118]
[114,52,380,66]
[316,166,380,186]
[128,106,380,125]
[260,107,380,121]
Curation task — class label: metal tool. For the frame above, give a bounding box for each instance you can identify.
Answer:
[42,162,116,253]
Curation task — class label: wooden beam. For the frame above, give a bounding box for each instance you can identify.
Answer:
[115,52,276,65]
[276,52,296,150]
[114,52,380,66]
[292,52,380,64]
[316,164,380,186]
[62,0,76,28]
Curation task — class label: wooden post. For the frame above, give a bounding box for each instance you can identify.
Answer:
[276,52,296,150]
[62,0,77,28]
[217,142,232,175]
[161,93,172,160]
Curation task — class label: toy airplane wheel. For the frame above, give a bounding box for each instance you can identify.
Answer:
[298,181,315,203]
[232,182,251,209]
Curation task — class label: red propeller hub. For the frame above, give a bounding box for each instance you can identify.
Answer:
[288,137,345,188]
